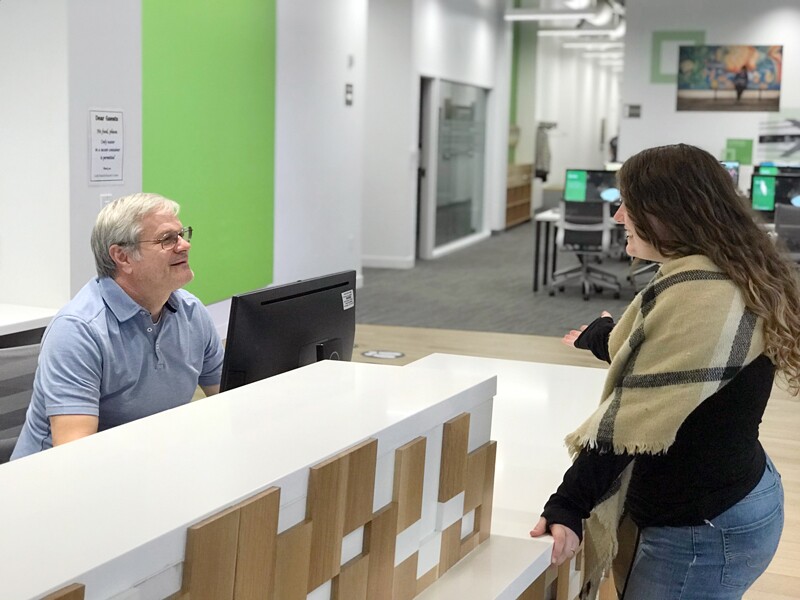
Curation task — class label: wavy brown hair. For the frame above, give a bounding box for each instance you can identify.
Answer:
[618,143,800,394]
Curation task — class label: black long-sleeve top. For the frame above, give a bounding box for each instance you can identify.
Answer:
[542,317,773,541]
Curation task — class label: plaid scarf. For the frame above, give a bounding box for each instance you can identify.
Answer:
[564,254,765,600]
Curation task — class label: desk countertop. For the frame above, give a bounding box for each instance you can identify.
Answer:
[407,354,606,538]
[0,303,58,336]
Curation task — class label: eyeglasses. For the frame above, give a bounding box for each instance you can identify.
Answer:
[132,226,193,250]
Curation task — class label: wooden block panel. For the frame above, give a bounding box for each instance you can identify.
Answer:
[234,487,280,600]
[478,441,497,542]
[274,521,313,600]
[365,503,398,600]
[41,583,85,600]
[517,571,547,600]
[306,451,349,591]
[438,413,470,502]
[332,554,369,600]
[344,439,378,535]
[181,504,240,600]
[556,560,571,600]
[459,531,480,560]
[438,518,462,575]
[416,566,438,596]
[463,442,488,512]
[392,552,419,600]
[393,436,427,532]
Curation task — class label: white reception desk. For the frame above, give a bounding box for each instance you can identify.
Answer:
[0,360,498,600]
[409,354,606,600]
[0,353,607,600]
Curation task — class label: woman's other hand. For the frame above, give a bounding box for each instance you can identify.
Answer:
[562,311,613,348]
[530,516,581,566]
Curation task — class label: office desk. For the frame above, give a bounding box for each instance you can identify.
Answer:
[409,354,607,598]
[0,303,57,336]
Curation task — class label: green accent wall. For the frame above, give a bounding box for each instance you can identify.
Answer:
[142,0,276,304]
[508,21,521,165]
[650,31,705,84]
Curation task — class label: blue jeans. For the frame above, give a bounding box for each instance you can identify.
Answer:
[622,457,784,599]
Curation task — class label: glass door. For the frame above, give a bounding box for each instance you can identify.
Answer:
[435,81,487,248]
[418,79,489,259]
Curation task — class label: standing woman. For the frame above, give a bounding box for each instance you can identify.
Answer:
[530,143,800,599]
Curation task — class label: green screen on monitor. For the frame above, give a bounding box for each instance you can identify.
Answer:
[751,175,776,211]
[564,169,588,201]
[758,166,780,175]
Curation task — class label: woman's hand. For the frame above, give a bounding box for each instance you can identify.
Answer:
[562,311,613,348]
[530,517,581,566]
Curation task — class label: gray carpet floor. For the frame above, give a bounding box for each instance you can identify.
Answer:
[356,221,646,338]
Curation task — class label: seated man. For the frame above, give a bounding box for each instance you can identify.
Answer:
[11,193,224,458]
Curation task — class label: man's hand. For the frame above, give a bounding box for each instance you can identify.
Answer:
[530,516,581,566]
[561,311,612,348]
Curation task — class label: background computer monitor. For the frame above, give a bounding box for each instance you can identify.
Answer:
[720,160,740,186]
[563,169,620,203]
[750,174,800,220]
[757,164,800,176]
[220,270,357,392]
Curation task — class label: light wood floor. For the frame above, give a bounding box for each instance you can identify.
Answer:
[353,323,800,600]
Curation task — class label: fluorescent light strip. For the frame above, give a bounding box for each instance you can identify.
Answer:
[583,51,624,58]
[563,41,624,49]
[538,27,617,37]
[504,9,598,21]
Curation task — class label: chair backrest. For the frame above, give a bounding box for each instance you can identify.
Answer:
[0,342,41,464]
[556,200,612,252]
[775,204,800,260]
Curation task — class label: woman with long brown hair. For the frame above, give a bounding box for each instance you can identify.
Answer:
[531,143,800,599]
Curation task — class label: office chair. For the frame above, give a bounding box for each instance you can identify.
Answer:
[549,201,622,301]
[0,333,42,464]
[775,204,800,262]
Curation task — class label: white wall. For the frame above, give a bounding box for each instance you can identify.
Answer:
[361,0,510,268]
[0,0,143,308]
[274,0,367,285]
[361,0,418,269]
[620,0,800,162]
[415,0,503,89]
[0,0,71,307]
[67,0,143,294]
[534,37,621,187]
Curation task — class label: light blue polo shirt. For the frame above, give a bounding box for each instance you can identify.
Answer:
[11,277,224,459]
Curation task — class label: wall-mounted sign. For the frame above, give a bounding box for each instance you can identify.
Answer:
[624,104,642,118]
[90,110,124,182]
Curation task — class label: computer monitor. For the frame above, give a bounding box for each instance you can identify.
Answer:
[757,164,800,176]
[750,174,800,221]
[564,169,621,203]
[720,161,740,186]
[220,270,357,392]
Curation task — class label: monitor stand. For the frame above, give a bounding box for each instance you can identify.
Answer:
[299,338,343,366]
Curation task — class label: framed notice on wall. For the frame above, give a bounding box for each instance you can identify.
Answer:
[89,109,124,183]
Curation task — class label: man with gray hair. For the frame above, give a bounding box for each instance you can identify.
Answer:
[11,193,224,458]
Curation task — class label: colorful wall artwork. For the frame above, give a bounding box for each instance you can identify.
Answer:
[677,45,782,112]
